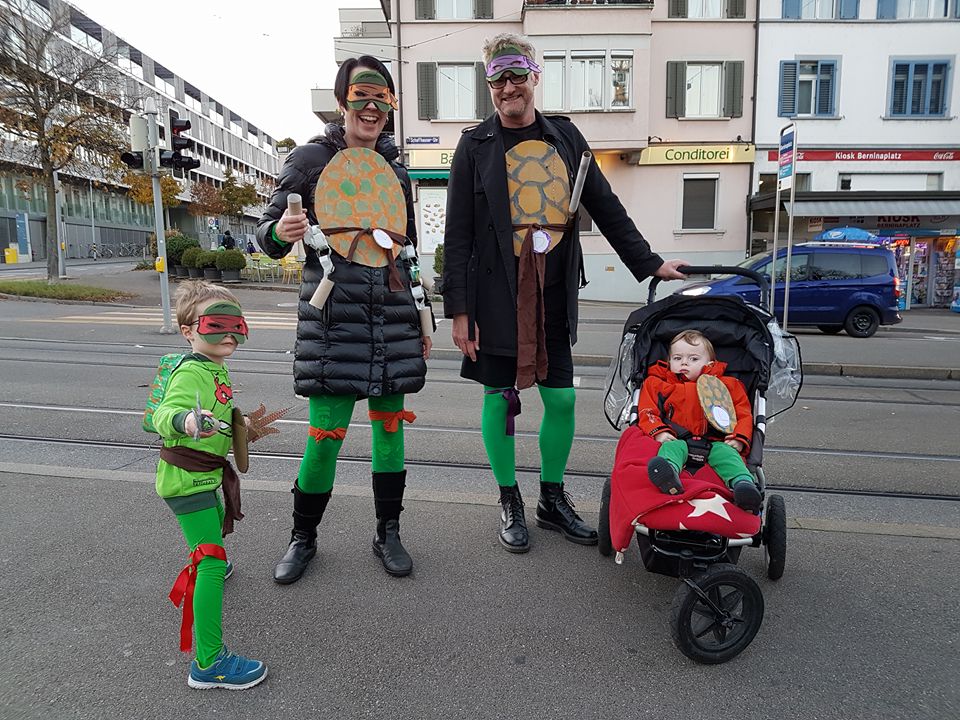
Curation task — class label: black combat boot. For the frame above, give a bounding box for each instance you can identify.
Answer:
[535,480,598,546]
[372,471,413,577]
[498,484,529,553]
[273,486,331,585]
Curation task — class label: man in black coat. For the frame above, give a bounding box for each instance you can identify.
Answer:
[443,33,687,554]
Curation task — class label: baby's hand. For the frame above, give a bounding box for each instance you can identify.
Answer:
[185,410,219,438]
[725,438,744,453]
[654,431,676,444]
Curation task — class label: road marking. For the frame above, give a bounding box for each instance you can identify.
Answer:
[25,309,298,329]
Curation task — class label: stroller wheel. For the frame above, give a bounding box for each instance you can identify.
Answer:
[763,494,787,580]
[598,477,613,557]
[670,563,764,664]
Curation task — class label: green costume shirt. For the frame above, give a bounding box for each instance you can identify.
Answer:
[153,356,234,502]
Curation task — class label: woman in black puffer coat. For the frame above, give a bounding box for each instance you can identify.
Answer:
[256,56,431,582]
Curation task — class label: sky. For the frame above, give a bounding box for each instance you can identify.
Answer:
[70,0,383,146]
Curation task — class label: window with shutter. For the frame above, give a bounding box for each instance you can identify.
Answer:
[782,0,801,17]
[681,176,718,230]
[816,62,836,115]
[668,0,688,17]
[474,0,493,18]
[723,61,744,118]
[889,60,950,116]
[876,0,896,16]
[778,61,798,117]
[685,63,722,118]
[727,0,747,18]
[415,0,436,20]
[475,63,494,119]
[666,61,686,118]
[417,62,438,120]
[838,0,859,18]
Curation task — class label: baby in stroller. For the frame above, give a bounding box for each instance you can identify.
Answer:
[639,329,762,514]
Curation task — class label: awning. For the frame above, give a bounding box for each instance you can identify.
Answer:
[790,198,960,217]
[408,170,449,180]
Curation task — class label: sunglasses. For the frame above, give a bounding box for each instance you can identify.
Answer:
[487,72,530,90]
[346,83,399,113]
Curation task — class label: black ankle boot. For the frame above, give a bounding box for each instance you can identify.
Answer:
[273,486,330,585]
[372,471,413,577]
[535,481,598,546]
[498,484,529,553]
[373,518,413,577]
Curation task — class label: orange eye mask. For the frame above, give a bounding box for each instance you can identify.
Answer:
[346,71,398,112]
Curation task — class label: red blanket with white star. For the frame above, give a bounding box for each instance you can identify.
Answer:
[609,426,761,552]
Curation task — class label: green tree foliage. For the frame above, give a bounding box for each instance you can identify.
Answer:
[124,172,182,209]
[220,169,258,221]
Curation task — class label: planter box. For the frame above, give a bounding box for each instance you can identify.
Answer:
[174,265,189,278]
[221,269,241,283]
[203,267,222,282]
[188,267,203,278]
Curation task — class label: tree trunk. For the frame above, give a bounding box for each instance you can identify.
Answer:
[43,167,58,283]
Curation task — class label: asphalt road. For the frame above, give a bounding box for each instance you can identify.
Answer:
[1,275,959,719]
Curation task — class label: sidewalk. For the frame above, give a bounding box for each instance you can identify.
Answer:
[4,259,960,379]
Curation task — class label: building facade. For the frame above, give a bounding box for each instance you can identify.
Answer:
[0,0,280,263]
[751,0,960,308]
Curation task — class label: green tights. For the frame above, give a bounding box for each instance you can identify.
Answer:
[176,500,226,668]
[297,394,407,493]
[482,385,576,487]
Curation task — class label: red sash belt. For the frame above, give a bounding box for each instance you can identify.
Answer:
[322,226,408,292]
[309,426,348,442]
[169,543,227,652]
[368,409,416,433]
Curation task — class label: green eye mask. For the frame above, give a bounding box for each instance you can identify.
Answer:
[196,302,248,344]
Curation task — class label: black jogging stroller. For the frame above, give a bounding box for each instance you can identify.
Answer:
[599,266,802,663]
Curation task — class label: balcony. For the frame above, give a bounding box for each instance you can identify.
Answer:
[525,0,652,5]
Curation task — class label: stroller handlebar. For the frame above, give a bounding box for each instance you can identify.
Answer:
[648,265,770,310]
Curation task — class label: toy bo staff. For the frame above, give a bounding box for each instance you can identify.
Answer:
[568,151,592,216]
[400,245,433,339]
[287,193,336,309]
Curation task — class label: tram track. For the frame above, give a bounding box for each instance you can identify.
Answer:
[2,433,959,502]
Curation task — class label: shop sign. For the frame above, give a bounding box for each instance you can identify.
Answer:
[408,148,456,169]
[876,216,923,229]
[765,149,959,162]
[637,144,755,165]
[807,217,823,232]
[406,136,439,145]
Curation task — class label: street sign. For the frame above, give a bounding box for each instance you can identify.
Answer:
[778,126,795,191]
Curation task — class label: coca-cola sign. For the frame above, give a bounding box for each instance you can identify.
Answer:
[765,149,959,162]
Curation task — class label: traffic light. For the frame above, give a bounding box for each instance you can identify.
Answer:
[159,118,201,171]
[121,114,148,169]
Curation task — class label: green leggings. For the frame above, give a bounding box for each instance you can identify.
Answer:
[297,394,407,493]
[175,500,226,668]
[657,438,753,487]
[482,385,576,487]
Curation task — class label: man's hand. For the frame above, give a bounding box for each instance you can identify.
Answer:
[422,335,433,360]
[276,208,308,244]
[654,431,676,444]
[654,258,691,280]
[451,313,479,362]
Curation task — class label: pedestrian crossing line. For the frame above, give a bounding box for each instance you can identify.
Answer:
[29,317,297,329]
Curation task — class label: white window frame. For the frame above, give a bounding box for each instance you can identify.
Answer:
[679,173,720,231]
[685,63,722,118]
[896,0,949,17]
[688,0,725,18]
[437,63,476,120]
[435,0,473,19]
[800,0,836,19]
[611,52,633,109]
[543,52,566,112]
[542,50,634,112]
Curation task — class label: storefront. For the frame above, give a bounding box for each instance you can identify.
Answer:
[881,229,957,309]
[406,148,454,258]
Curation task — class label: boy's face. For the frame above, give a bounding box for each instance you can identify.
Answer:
[180,299,247,363]
[669,338,712,380]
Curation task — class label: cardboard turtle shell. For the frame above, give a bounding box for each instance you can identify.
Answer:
[696,374,737,434]
[505,140,570,257]
[314,147,406,267]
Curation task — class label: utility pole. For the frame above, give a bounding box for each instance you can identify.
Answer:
[143,97,174,333]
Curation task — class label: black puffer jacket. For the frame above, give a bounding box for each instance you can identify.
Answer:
[257,125,427,399]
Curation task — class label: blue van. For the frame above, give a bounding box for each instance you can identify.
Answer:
[676,242,902,338]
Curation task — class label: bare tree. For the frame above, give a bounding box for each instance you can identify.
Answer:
[0,0,129,281]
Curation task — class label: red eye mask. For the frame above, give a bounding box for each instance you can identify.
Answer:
[197,314,248,343]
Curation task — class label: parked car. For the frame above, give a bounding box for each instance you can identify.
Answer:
[676,242,902,338]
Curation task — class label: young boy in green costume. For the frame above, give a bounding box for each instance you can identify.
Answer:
[154,280,266,690]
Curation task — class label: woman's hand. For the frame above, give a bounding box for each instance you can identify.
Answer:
[276,208,308,244]
[422,335,433,360]
[451,313,479,362]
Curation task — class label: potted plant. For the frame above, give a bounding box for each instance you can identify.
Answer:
[181,247,203,278]
[216,248,247,283]
[431,243,444,296]
[198,250,222,282]
[166,233,200,279]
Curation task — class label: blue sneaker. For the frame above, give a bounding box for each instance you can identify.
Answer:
[224,560,234,580]
[188,647,267,690]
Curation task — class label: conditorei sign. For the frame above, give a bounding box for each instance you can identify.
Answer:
[638,144,755,165]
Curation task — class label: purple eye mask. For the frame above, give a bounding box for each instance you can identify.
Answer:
[485,54,542,80]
